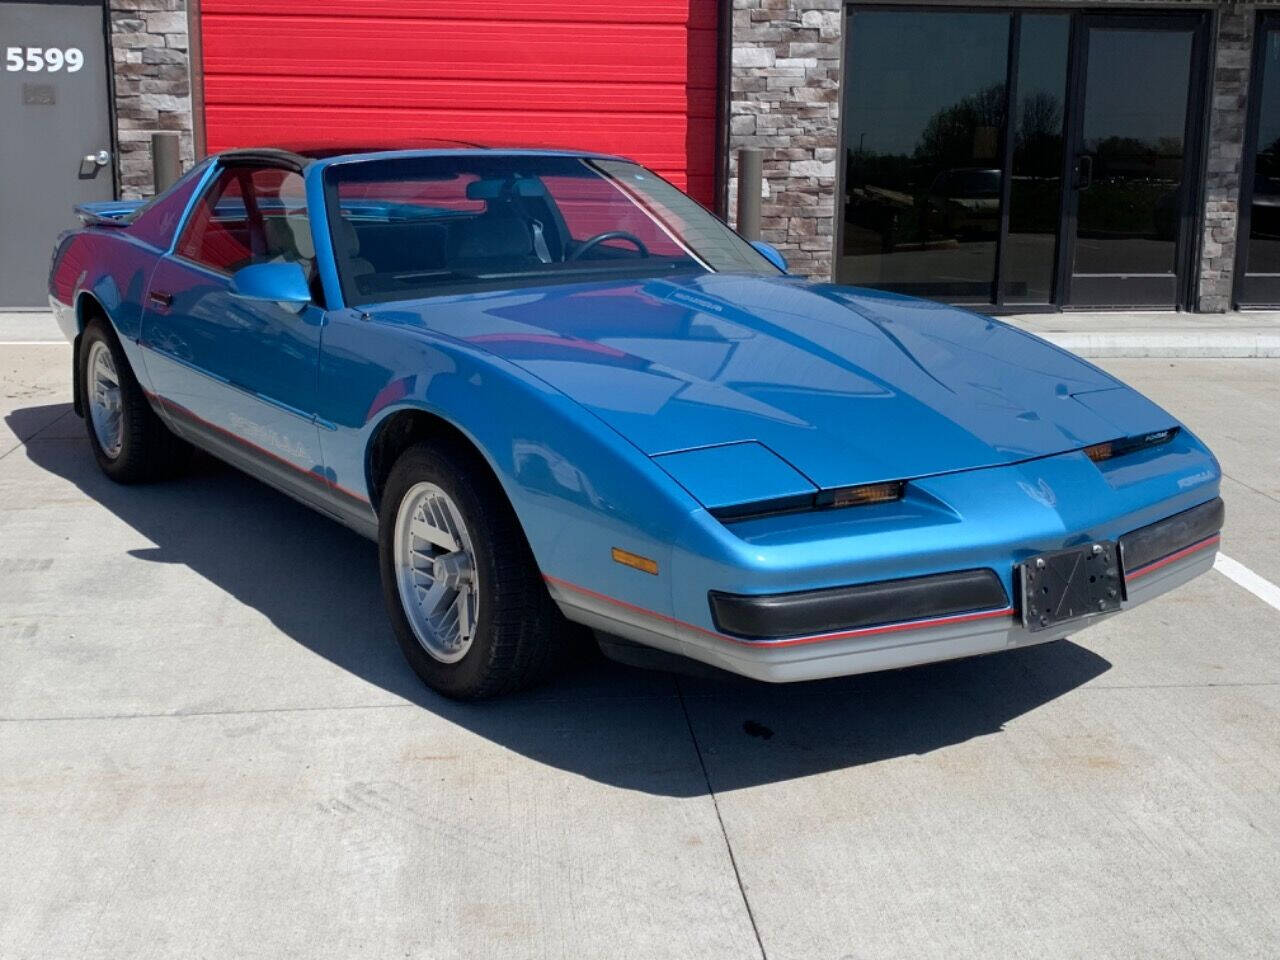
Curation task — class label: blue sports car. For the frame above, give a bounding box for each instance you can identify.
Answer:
[49,145,1225,699]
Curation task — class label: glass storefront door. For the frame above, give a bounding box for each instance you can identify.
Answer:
[838,8,1210,310]
[1064,16,1207,307]
[1237,13,1280,307]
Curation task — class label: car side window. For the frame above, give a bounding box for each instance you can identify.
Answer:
[176,165,315,276]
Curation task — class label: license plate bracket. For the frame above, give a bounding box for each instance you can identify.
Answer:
[1020,541,1122,632]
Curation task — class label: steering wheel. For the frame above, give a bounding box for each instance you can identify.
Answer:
[569,231,650,261]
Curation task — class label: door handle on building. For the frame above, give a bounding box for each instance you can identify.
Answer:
[79,149,111,177]
[1076,155,1094,191]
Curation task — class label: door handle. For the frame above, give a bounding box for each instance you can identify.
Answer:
[147,289,173,308]
[1076,155,1094,191]
[79,150,111,178]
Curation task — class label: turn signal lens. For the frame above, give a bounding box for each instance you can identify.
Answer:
[611,547,659,575]
[1085,428,1178,465]
[829,481,906,508]
[710,481,908,523]
[1085,441,1114,462]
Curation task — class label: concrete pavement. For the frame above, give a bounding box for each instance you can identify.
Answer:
[1002,311,1280,359]
[0,312,66,344]
[1,345,1279,959]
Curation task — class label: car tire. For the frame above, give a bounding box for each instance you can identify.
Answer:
[79,318,187,483]
[378,441,562,699]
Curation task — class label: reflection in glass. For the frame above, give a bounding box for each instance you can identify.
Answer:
[1073,28,1193,277]
[840,11,1010,301]
[1245,24,1280,280]
[1004,15,1069,304]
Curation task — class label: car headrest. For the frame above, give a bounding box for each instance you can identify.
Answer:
[465,178,548,201]
[334,217,361,258]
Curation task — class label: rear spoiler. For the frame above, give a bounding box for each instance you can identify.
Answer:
[75,199,145,227]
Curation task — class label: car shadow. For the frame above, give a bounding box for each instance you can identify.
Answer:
[8,402,1112,797]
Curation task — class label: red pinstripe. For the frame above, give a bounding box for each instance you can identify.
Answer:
[146,390,371,505]
[1125,534,1220,582]
[543,573,1016,649]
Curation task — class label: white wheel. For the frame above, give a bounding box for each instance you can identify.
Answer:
[377,443,562,699]
[86,339,124,459]
[79,318,187,483]
[393,481,481,664]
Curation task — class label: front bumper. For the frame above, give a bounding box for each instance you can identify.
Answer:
[1119,496,1223,581]
[549,497,1224,683]
[708,568,1010,640]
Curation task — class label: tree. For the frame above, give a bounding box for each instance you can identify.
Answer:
[915,84,1006,166]
[1014,92,1063,176]
[1018,91,1062,146]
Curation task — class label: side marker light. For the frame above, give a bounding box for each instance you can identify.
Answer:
[612,547,659,575]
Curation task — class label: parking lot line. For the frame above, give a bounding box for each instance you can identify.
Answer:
[1216,553,1280,613]
[0,341,68,346]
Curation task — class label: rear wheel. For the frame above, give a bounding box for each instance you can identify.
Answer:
[378,442,561,699]
[79,319,186,483]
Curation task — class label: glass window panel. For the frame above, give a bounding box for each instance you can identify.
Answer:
[840,11,1010,302]
[177,167,313,275]
[177,169,253,273]
[1246,23,1280,278]
[1073,27,1193,277]
[1004,15,1070,304]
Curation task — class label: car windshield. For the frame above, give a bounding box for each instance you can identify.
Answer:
[322,154,780,306]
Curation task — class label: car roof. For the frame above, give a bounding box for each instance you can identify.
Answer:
[215,143,626,170]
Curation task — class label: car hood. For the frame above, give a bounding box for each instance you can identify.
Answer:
[384,274,1177,489]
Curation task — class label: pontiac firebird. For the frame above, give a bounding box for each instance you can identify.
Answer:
[48,146,1225,699]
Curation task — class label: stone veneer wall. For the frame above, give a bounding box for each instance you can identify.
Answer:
[727,0,842,280]
[730,0,1266,310]
[1199,5,1255,312]
[107,0,196,199]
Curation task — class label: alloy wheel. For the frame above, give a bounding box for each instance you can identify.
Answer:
[393,481,481,663]
[86,339,124,459]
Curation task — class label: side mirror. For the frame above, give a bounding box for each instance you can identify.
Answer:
[229,261,311,312]
[750,240,788,273]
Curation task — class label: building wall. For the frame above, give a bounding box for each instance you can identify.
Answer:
[1199,5,1255,312]
[101,0,1265,311]
[728,0,842,280]
[729,0,1267,312]
[107,0,195,199]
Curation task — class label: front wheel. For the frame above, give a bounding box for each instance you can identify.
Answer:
[377,443,561,699]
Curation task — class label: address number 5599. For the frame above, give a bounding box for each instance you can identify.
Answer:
[5,47,85,73]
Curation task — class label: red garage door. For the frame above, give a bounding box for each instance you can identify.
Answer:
[198,0,720,206]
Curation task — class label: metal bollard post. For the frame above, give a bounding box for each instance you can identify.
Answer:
[151,132,181,194]
[735,148,763,242]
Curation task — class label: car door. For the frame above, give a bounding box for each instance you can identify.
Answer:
[140,161,326,482]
